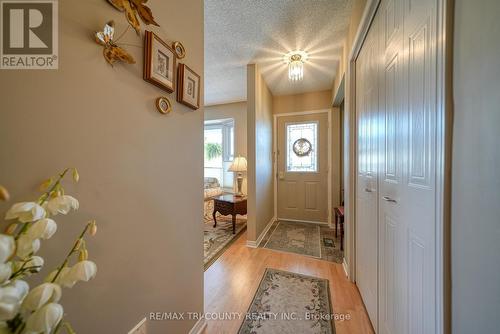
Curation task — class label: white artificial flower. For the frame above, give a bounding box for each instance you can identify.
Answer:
[0,263,11,284]
[23,302,63,334]
[44,267,72,288]
[51,261,97,288]
[21,283,61,312]
[16,235,40,259]
[0,280,29,321]
[5,202,45,223]
[26,219,57,240]
[0,235,15,263]
[0,302,16,323]
[46,195,79,216]
[67,260,97,284]
[25,256,44,273]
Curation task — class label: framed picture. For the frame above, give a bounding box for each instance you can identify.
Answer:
[155,96,172,114]
[144,31,176,93]
[172,41,186,59]
[177,64,200,110]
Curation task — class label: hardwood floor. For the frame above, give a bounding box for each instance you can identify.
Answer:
[203,230,375,334]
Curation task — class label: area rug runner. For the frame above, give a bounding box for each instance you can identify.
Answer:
[238,268,335,334]
[261,220,343,263]
[204,216,246,270]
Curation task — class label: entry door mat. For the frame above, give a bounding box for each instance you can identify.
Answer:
[238,268,335,334]
[261,221,344,263]
[319,226,344,264]
[262,221,321,258]
[323,238,335,247]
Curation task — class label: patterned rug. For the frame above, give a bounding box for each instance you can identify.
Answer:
[319,226,344,264]
[263,221,321,257]
[238,268,335,334]
[204,216,246,270]
[261,221,343,263]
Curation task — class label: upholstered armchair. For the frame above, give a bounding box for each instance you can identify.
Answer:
[203,177,223,221]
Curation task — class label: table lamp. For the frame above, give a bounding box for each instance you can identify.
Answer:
[229,156,247,197]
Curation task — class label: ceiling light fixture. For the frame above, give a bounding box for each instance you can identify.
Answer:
[286,51,308,82]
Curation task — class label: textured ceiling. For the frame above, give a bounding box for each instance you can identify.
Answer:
[204,0,353,106]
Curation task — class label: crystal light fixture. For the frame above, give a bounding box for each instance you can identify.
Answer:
[286,51,308,82]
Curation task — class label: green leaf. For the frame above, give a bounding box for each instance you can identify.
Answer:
[205,143,222,160]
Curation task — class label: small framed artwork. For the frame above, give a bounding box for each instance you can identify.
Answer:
[177,64,200,110]
[155,96,172,114]
[144,31,176,93]
[172,41,186,59]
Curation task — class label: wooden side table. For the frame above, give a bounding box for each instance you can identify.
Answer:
[213,195,247,234]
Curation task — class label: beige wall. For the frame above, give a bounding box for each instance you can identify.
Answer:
[333,0,367,274]
[272,91,342,210]
[247,64,274,242]
[330,107,342,208]
[205,101,247,193]
[452,0,500,332]
[0,1,204,333]
[332,0,367,101]
[273,90,332,114]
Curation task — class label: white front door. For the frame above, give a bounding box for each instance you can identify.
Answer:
[276,112,329,223]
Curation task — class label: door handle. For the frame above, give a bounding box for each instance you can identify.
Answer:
[382,196,398,203]
[364,188,375,193]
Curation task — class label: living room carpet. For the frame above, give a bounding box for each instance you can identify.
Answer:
[261,220,343,263]
[238,268,335,334]
[204,216,246,270]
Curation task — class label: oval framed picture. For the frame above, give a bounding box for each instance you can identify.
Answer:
[172,41,186,59]
[156,96,172,114]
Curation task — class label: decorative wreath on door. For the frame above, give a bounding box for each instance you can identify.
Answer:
[292,138,313,157]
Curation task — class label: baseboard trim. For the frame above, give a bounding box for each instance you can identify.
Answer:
[342,258,349,278]
[277,218,329,226]
[189,318,206,334]
[246,216,276,248]
[246,240,258,248]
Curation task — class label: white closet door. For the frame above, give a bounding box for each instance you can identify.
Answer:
[355,15,379,330]
[356,0,441,332]
[401,0,438,332]
[378,0,407,333]
[377,0,439,333]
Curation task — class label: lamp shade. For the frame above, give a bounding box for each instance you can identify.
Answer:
[228,156,247,172]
